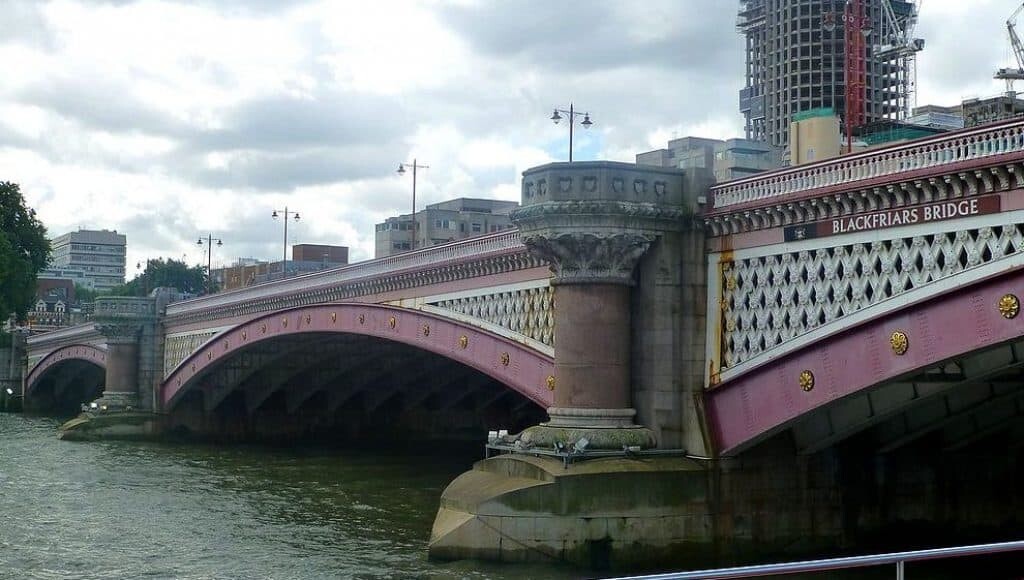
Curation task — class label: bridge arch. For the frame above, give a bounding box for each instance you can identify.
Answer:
[25,344,107,414]
[162,303,555,411]
[706,267,1024,456]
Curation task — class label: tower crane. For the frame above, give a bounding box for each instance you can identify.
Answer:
[995,2,1024,92]
[875,0,925,120]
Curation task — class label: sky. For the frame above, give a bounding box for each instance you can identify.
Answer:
[0,0,1019,275]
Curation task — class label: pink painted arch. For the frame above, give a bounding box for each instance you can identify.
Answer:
[162,303,555,410]
[26,344,107,396]
[705,266,1024,456]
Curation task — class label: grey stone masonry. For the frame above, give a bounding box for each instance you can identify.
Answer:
[92,296,160,411]
[511,161,710,449]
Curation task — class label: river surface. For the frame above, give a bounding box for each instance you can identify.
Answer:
[0,413,582,580]
[2,413,1021,580]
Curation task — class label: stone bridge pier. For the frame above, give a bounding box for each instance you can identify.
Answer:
[57,293,170,438]
[429,161,715,568]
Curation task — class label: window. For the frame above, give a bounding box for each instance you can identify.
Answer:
[471,223,482,233]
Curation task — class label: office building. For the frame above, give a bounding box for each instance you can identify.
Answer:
[48,229,127,292]
[212,245,349,291]
[962,93,1024,128]
[637,136,781,182]
[374,198,519,258]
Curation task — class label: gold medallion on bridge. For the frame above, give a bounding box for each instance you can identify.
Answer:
[242,330,247,341]
[799,370,814,392]
[459,335,469,349]
[282,317,288,329]
[999,294,1020,319]
[546,375,556,391]
[500,352,510,366]
[890,330,909,356]
[330,312,337,324]
[422,324,430,337]
[388,316,397,329]
[358,314,365,325]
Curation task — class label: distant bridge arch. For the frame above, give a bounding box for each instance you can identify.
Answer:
[162,303,555,411]
[25,344,107,414]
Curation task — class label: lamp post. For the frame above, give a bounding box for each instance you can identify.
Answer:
[272,207,300,279]
[550,102,594,162]
[397,159,429,251]
[196,235,223,294]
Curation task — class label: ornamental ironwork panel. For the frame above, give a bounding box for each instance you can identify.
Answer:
[431,286,555,347]
[721,223,1024,368]
[164,331,218,377]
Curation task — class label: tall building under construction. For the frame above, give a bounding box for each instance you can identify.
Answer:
[737,0,922,149]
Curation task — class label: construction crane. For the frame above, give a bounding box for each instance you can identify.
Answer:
[995,2,1024,92]
[876,0,925,120]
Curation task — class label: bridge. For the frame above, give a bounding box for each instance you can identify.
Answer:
[17,118,1024,569]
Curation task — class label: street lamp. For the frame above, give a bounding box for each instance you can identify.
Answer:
[550,102,593,162]
[196,235,223,294]
[272,207,300,279]
[397,159,429,251]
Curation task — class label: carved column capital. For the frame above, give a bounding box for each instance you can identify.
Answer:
[521,232,655,285]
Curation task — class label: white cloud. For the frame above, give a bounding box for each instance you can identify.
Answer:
[0,0,1013,276]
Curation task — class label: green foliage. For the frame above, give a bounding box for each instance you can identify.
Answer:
[107,258,214,297]
[0,182,50,321]
[74,284,100,304]
[0,331,11,349]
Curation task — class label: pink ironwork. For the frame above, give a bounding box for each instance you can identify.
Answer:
[706,266,1024,456]
[162,303,555,410]
[25,344,107,396]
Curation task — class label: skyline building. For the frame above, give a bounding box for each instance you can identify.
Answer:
[47,228,127,292]
[374,197,518,258]
[737,0,921,149]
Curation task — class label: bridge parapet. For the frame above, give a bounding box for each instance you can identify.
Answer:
[26,323,104,370]
[164,230,541,326]
[706,118,1024,235]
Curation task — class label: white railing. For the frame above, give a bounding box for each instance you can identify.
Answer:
[711,119,1024,211]
[166,230,526,316]
[612,539,1024,580]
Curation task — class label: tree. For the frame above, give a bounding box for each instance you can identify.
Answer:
[0,182,49,321]
[74,284,100,304]
[107,258,213,297]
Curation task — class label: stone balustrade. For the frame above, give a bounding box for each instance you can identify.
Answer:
[709,118,1024,212]
[165,230,531,321]
[93,296,158,318]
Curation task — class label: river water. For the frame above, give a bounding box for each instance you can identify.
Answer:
[0,413,580,580]
[3,413,1021,580]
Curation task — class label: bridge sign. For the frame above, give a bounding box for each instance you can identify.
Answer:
[785,195,1001,242]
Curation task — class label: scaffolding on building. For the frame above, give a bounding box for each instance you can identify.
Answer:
[737,0,923,149]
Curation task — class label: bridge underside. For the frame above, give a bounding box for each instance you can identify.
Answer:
[790,338,1024,456]
[165,332,547,444]
[27,360,105,416]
